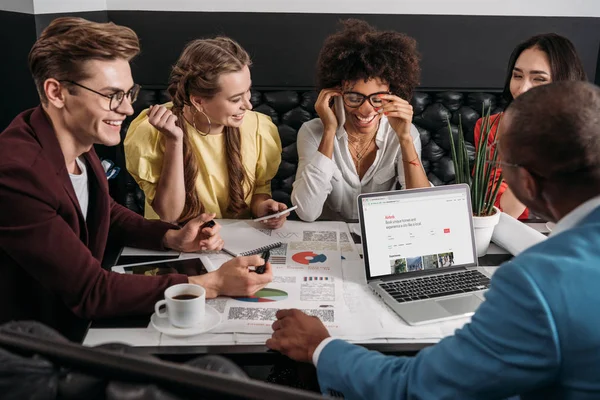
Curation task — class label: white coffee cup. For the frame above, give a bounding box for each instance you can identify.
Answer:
[154,283,206,328]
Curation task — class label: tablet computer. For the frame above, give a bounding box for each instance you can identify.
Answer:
[112,258,208,276]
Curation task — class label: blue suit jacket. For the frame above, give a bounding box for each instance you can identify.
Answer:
[318,206,600,399]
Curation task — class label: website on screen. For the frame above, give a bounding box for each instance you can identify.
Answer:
[362,188,475,278]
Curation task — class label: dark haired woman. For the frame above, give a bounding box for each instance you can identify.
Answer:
[124,37,287,228]
[291,19,430,222]
[475,33,587,219]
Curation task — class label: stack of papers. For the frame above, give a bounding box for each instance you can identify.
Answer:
[492,212,547,256]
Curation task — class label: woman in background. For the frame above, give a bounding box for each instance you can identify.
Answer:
[475,33,586,219]
[291,19,429,222]
[125,37,288,228]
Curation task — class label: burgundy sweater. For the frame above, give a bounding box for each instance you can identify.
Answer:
[0,107,187,340]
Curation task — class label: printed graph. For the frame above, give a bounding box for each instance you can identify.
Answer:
[292,251,328,265]
[233,288,288,303]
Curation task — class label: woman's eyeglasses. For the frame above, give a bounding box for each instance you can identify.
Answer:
[60,80,141,111]
[342,91,390,108]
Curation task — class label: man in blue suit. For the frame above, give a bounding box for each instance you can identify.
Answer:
[266,81,600,399]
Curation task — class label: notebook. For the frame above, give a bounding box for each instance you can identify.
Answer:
[219,221,282,256]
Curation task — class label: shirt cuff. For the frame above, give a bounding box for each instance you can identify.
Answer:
[312,337,336,367]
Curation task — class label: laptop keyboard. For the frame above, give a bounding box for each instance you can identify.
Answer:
[379,270,491,303]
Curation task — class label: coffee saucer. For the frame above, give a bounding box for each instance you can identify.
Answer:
[150,305,221,337]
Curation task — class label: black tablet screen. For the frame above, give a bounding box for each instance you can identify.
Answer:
[123,258,208,276]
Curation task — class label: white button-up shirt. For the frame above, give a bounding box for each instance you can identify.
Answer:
[291,116,423,221]
[550,195,600,236]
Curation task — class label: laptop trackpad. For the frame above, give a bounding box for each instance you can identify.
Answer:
[437,295,483,316]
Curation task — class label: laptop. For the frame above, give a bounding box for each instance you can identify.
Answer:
[357,184,492,325]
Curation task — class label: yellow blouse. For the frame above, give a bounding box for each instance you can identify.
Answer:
[124,103,282,219]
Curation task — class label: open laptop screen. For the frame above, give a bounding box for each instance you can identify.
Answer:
[358,184,478,280]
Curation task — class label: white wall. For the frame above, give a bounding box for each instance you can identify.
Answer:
[4,0,599,17]
[33,0,105,14]
[1,0,34,14]
[106,0,600,17]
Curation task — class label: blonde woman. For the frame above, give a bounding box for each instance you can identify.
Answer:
[125,37,288,228]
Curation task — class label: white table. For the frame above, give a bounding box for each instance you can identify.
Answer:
[84,220,550,355]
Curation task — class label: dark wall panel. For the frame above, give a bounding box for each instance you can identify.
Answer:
[109,11,600,90]
[0,11,38,131]
[0,10,109,131]
[3,10,599,130]
[35,10,109,36]
[596,41,600,86]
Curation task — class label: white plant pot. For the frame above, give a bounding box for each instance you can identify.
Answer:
[472,207,501,257]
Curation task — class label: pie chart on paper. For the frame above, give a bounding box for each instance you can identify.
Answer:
[292,251,328,265]
[234,288,288,303]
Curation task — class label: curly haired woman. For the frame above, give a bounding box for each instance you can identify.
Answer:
[291,19,430,222]
[124,37,288,228]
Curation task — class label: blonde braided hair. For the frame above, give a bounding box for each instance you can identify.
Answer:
[168,37,251,222]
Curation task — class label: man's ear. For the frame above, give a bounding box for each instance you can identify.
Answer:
[520,166,560,221]
[44,78,66,109]
[520,168,541,202]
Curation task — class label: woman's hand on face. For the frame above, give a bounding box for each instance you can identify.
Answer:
[148,104,184,141]
[315,88,342,135]
[377,94,414,140]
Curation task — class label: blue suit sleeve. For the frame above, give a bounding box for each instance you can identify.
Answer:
[317,263,561,399]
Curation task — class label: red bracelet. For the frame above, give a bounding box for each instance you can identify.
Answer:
[402,155,420,167]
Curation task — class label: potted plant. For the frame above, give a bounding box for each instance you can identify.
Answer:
[448,107,503,256]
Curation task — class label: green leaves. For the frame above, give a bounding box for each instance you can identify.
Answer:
[447,105,504,217]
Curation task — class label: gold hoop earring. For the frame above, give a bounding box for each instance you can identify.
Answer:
[192,107,211,136]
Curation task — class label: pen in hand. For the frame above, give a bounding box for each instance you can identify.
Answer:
[255,250,270,274]
[200,220,216,230]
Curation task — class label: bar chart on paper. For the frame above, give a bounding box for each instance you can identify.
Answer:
[233,288,289,303]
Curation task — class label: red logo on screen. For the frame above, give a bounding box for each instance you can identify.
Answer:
[444,228,451,233]
[385,215,395,219]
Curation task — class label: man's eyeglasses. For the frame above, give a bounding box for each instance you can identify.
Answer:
[485,160,521,169]
[60,80,141,111]
[342,91,390,108]
[486,159,550,183]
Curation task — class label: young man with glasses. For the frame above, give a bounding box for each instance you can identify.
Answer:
[0,17,272,341]
[268,81,600,399]
[290,20,430,222]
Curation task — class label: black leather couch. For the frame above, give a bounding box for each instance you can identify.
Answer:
[95,88,506,215]
[0,321,321,399]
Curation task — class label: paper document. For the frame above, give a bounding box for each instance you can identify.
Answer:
[492,212,547,256]
[347,223,361,237]
[120,247,179,256]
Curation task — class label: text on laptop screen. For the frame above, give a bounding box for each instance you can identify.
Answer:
[362,187,476,278]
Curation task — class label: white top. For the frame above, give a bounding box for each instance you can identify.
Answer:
[550,194,600,236]
[69,157,89,220]
[291,116,423,221]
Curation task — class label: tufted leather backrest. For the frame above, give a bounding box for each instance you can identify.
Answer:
[99,88,505,215]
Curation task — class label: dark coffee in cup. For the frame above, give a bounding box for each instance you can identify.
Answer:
[156,284,206,328]
[173,294,198,300]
